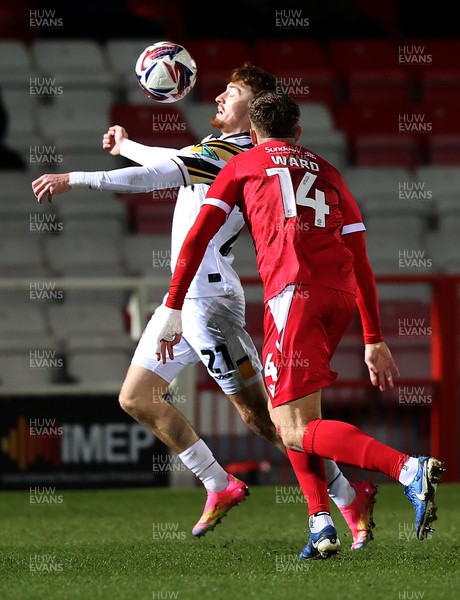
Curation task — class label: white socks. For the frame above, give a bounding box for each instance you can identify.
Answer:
[398,456,420,486]
[178,439,229,492]
[325,460,356,507]
[309,511,334,533]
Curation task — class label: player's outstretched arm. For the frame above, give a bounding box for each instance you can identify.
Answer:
[365,342,400,391]
[32,160,185,201]
[102,124,181,166]
[32,173,71,204]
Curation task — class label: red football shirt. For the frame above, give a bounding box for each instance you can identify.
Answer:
[203,141,365,301]
[166,140,382,342]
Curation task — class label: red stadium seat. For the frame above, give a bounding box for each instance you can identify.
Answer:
[254,38,329,68]
[354,134,423,169]
[282,68,337,105]
[243,302,264,351]
[417,69,460,104]
[400,39,460,71]
[110,104,195,149]
[116,191,178,234]
[253,39,339,104]
[332,103,413,138]
[332,104,424,168]
[328,39,400,74]
[0,1,34,41]
[347,69,413,105]
[184,38,251,72]
[415,102,460,134]
[327,39,413,104]
[328,38,399,83]
[399,39,460,103]
[328,39,413,104]
[379,299,431,351]
[351,0,399,34]
[126,0,184,37]
[131,201,177,234]
[428,134,460,165]
[183,39,252,102]
[432,141,460,168]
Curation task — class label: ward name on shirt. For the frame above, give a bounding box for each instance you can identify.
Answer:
[266,145,319,171]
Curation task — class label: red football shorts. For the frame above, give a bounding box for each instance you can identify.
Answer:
[263,284,356,407]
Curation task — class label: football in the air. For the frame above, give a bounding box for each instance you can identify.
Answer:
[135,41,197,103]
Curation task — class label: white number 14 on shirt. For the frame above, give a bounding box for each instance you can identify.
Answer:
[266,167,330,227]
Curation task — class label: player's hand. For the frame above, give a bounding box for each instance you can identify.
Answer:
[151,305,183,364]
[32,173,71,204]
[365,341,400,391]
[102,125,129,156]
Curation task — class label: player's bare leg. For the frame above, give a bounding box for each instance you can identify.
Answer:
[119,364,198,453]
[226,379,286,455]
[119,364,248,536]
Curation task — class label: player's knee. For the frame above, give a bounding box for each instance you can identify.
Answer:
[277,425,302,452]
[118,389,137,415]
[119,384,166,421]
[119,387,152,417]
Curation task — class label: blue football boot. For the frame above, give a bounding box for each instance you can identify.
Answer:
[404,456,445,540]
[298,525,341,559]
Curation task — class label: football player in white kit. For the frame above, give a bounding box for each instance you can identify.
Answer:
[32,64,377,548]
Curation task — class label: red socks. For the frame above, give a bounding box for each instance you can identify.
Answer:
[302,418,408,480]
[283,419,408,519]
[286,448,330,515]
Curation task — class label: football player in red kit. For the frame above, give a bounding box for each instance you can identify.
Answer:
[151,91,445,559]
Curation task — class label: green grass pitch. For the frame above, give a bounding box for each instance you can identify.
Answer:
[1,483,459,600]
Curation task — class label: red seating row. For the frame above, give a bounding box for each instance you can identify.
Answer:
[115,191,177,235]
[332,103,460,168]
[181,38,460,105]
[111,104,196,148]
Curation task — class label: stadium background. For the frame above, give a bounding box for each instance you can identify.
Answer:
[0,0,459,495]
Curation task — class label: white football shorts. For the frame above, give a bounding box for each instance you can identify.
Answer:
[131,292,263,395]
